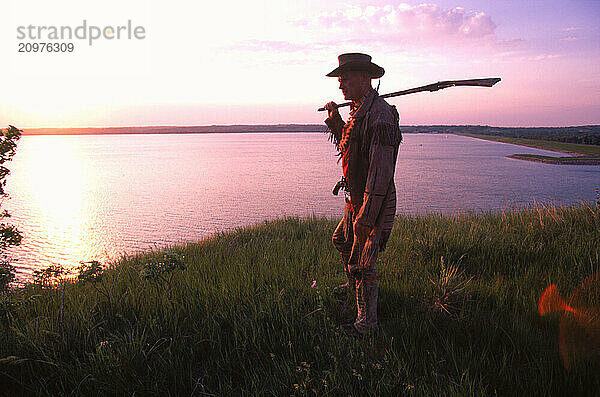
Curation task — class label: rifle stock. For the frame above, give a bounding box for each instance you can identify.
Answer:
[317,77,501,111]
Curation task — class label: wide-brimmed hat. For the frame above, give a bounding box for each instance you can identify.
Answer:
[326,53,385,78]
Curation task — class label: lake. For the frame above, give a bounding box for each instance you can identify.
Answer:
[5,132,599,279]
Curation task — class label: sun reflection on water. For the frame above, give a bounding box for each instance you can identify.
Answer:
[8,136,105,277]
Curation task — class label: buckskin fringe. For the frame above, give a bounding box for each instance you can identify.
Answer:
[324,119,345,153]
[324,128,345,159]
[369,122,402,147]
[325,128,340,148]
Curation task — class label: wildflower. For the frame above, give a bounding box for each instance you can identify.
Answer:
[352,368,363,381]
[311,280,317,288]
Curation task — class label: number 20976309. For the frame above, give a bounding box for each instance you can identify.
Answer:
[18,42,74,52]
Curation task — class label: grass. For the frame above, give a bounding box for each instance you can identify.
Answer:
[1,202,599,396]
[457,133,600,160]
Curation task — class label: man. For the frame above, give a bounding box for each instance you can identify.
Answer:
[323,53,402,335]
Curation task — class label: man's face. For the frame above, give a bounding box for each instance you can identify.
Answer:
[338,71,369,101]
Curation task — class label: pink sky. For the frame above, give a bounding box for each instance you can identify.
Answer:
[2,0,599,127]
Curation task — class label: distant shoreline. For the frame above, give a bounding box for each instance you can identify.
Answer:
[18,125,600,165]
[458,133,600,165]
[20,124,600,136]
[506,154,600,165]
[21,125,327,136]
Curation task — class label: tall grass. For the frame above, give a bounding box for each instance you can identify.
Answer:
[1,203,599,396]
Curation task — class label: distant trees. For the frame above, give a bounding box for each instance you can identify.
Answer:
[0,126,22,291]
[474,126,598,146]
[540,133,600,146]
[399,125,600,146]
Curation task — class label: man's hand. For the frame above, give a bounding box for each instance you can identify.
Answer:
[353,221,372,240]
[324,101,340,119]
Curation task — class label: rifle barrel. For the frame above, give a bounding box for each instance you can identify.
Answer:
[317,77,501,112]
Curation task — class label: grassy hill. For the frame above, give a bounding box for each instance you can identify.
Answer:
[1,203,599,395]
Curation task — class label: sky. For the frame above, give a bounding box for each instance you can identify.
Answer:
[2,0,599,128]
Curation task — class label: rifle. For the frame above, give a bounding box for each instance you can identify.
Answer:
[317,77,501,112]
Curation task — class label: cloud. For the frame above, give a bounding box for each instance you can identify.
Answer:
[529,54,562,61]
[229,40,313,53]
[294,3,497,47]
[226,37,383,55]
[222,2,528,66]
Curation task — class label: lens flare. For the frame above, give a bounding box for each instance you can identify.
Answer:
[539,273,600,369]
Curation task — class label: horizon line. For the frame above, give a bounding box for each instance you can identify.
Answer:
[15,123,600,131]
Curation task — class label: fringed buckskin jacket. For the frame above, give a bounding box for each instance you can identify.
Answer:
[326,88,402,250]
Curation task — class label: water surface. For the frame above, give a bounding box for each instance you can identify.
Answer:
[5,133,598,277]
